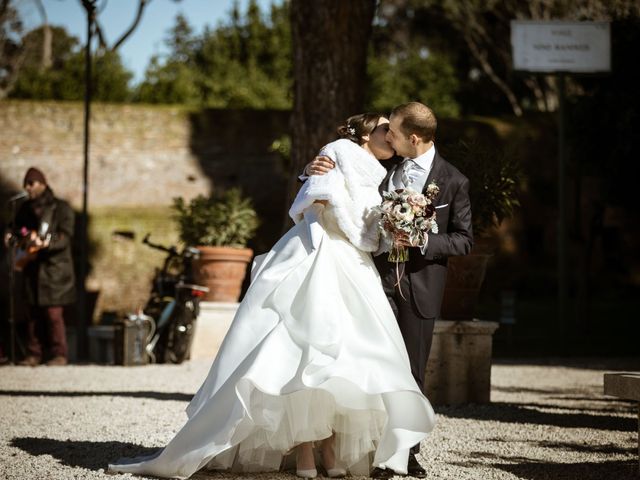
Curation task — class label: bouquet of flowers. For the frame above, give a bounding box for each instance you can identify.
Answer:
[376,182,440,263]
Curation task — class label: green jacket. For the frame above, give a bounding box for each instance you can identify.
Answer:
[15,188,76,306]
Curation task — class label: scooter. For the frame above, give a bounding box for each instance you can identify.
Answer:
[141,234,209,364]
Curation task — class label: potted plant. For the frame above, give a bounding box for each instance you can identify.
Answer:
[439,139,521,320]
[172,188,259,302]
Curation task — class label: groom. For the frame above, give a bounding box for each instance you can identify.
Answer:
[305,102,473,478]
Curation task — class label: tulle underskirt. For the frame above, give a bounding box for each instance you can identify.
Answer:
[205,378,387,475]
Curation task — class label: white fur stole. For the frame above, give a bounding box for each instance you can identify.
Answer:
[289,139,387,252]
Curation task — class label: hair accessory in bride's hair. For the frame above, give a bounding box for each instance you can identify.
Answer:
[347,125,356,136]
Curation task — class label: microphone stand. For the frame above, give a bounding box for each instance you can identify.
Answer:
[6,193,26,365]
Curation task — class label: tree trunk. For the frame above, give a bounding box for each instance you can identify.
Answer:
[32,0,52,69]
[287,0,376,226]
[41,24,52,69]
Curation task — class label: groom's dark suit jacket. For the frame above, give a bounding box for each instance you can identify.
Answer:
[374,151,473,319]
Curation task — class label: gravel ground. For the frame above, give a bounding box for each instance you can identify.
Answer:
[0,357,638,480]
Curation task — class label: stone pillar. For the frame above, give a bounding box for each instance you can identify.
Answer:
[603,373,640,471]
[190,302,238,360]
[424,319,499,406]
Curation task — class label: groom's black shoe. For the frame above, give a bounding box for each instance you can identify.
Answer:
[370,467,395,479]
[407,452,427,478]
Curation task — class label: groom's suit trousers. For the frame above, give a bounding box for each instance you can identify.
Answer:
[380,268,435,391]
[379,265,435,454]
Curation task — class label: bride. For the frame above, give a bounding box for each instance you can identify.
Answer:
[109,113,436,479]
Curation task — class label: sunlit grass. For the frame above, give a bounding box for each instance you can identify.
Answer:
[86,206,180,322]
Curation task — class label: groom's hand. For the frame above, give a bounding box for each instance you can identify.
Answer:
[305,156,335,176]
[395,232,424,248]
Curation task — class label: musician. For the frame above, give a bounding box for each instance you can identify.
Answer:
[5,167,76,366]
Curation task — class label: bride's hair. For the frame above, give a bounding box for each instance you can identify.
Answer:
[337,113,385,145]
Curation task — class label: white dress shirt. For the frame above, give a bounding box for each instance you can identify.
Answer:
[385,144,436,255]
[388,144,436,193]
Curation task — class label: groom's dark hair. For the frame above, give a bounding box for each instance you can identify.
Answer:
[391,102,437,143]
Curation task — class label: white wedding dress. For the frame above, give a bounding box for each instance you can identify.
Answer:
[109,139,436,479]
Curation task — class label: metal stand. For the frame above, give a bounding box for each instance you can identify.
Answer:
[6,195,24,364]
[557,73,567,335]
[77,0,97,360]
[7,243,17,365]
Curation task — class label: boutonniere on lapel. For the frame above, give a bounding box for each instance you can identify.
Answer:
[424,181,440,234]
[425,181,440,201]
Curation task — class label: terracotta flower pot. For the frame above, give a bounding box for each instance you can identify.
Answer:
[440,240,493,320]
[193,246,254,302]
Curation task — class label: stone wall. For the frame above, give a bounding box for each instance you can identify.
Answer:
[1,101,197,206]
[0,101,291,214]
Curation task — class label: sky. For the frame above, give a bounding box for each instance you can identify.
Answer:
[16,0,282,84]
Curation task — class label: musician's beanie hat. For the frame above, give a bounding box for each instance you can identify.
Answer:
[23,167,47,187]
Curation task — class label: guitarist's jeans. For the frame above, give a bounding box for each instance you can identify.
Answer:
[26,306,68,360]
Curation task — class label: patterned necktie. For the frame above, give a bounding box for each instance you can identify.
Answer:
[400,159,424,188]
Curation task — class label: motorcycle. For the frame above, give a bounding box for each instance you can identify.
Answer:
[141,234,209,364]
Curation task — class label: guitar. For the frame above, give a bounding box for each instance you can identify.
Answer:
[13,225,51,272]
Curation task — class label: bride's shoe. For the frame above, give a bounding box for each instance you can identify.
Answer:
[296,443,317,479]
[325,466,347,478]
[321,435,346,478]
[296,468,318,479]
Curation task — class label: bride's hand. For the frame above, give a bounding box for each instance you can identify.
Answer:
[305,156,335,176]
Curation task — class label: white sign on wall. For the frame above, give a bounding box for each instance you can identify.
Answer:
[511,21,611,73]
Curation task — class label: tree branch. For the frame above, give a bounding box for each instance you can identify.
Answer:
[523,76,549,111]
[93,19,108,50]
[78,0,107,49]
[0,0,10,19]
[111,0,150,51]
[463,30,523,116]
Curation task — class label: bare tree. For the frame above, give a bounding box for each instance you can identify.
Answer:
[79,0,181,52]
[288,0,377,209]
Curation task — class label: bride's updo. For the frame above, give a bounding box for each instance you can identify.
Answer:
[337,113,385,145]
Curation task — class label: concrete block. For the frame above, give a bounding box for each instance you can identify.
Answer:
[424,319,499,406]
[604,372,640,471]
[604,373,640,401]
[190,302,238,360]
